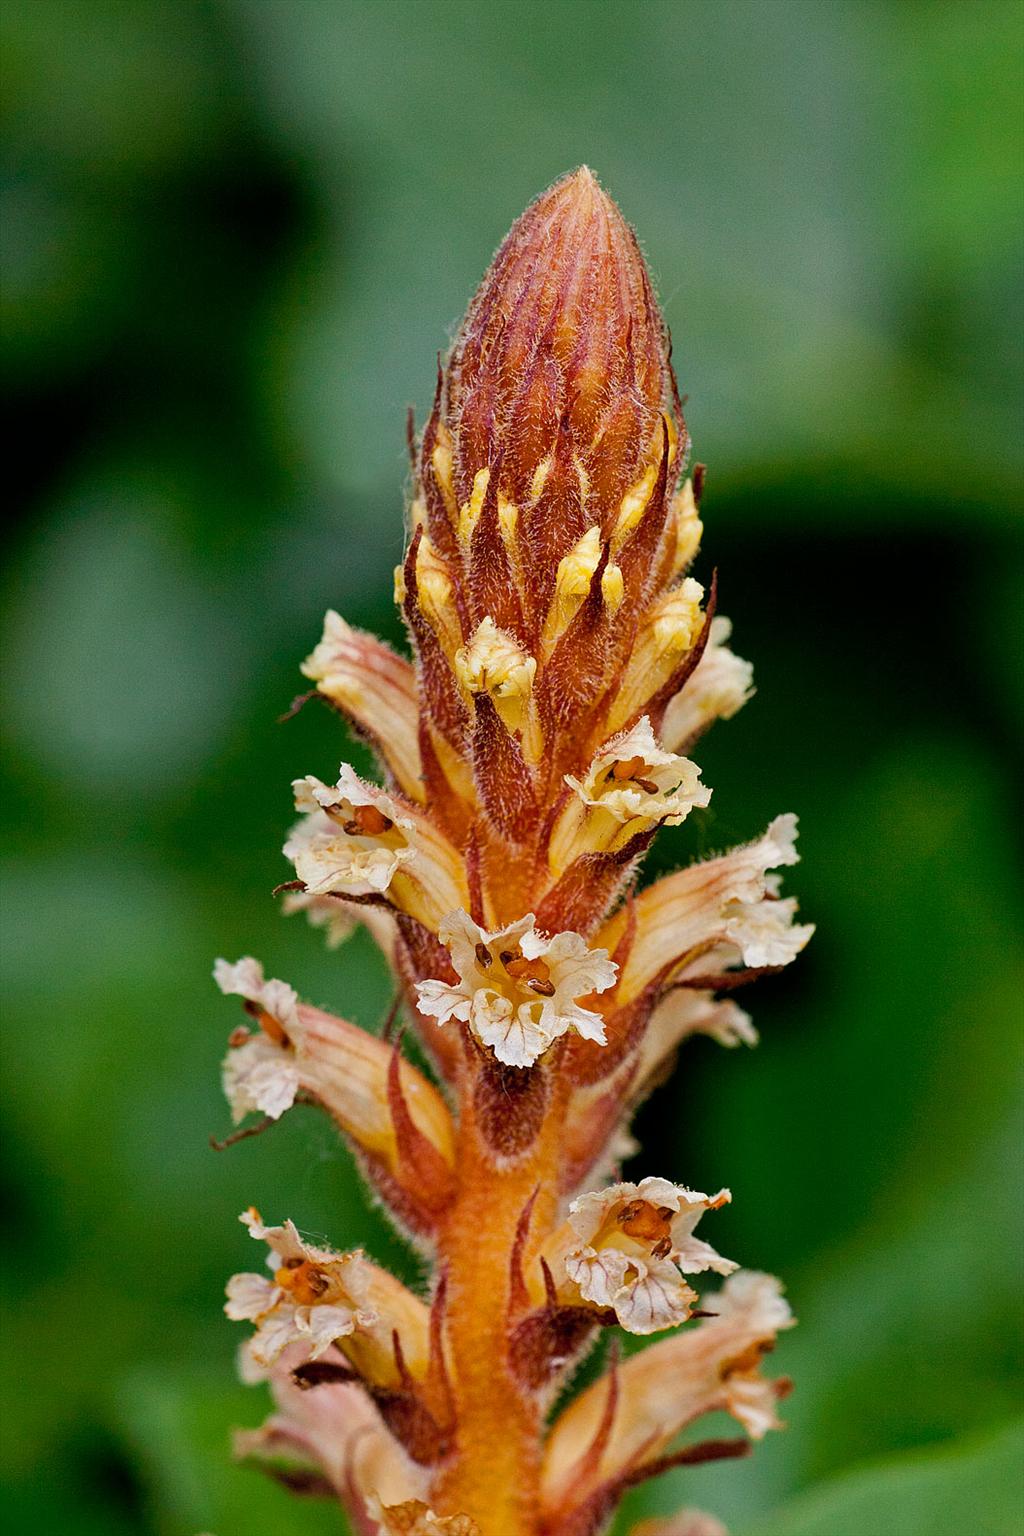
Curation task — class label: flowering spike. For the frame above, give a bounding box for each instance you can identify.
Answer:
[217,170,810,1535]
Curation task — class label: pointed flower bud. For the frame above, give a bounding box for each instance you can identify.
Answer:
[444,166,682,543]
[406,169,701,794]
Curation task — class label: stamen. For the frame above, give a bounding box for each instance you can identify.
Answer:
[616,1199,675,1250]
[341,805,393,837]
[258,1009,290,1047]
[503,954,553,989]
[608,756,661,794]
[275,1259,331,1304]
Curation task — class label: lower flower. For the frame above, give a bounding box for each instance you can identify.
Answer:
[549,1177,736,1334]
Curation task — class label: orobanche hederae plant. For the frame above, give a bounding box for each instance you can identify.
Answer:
[214,168,813,1536]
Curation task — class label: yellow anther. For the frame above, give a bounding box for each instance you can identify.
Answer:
[611,459,659,554]
[601,562,625,615]
[458,465,491,542]
[415,535,462,660]
[430,421,457,520]
[541,525,603,654]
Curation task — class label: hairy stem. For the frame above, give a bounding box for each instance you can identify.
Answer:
[433,1064,569,1533]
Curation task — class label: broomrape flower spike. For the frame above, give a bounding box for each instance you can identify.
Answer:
[212,167,811,1536]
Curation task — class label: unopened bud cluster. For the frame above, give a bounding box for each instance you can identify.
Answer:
[214,169,811,1536]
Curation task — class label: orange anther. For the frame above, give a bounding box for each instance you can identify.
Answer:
[258,1010,290,1047]
[343,805,393,837]
[611,755,648,781]
[503,954,552,989]
[616,1199,675,1249]
[275,1259,330,1306]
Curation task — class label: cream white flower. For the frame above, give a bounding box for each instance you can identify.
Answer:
[285,765,469,930]
[661,616,754,751]
[214,956,300,1037]
[551,716,710,872]
[287,766,418,897]
[566,718,709,827]
[225,1209,376,1366]
[541,1270,794,1516]
[215,958,456,1179]
[280,834,400,958]
[415,909,616,1068]
[215,957,302,1122]
[222,1031,300,1123]
[561,1177,736,1334]
[722,876,813,968]
[600,813,814,1005]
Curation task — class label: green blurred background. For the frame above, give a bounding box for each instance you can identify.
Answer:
[2,2,1022,1533]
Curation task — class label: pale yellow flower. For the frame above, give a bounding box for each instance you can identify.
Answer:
[551,715,709,871]
[557,1176,736,1333]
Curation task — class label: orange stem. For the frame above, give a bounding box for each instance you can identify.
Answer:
[432,1064,569,1534]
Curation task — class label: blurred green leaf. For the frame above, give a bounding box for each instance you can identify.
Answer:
[740,1420,1024,1536]
[118,1370,343,1536]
